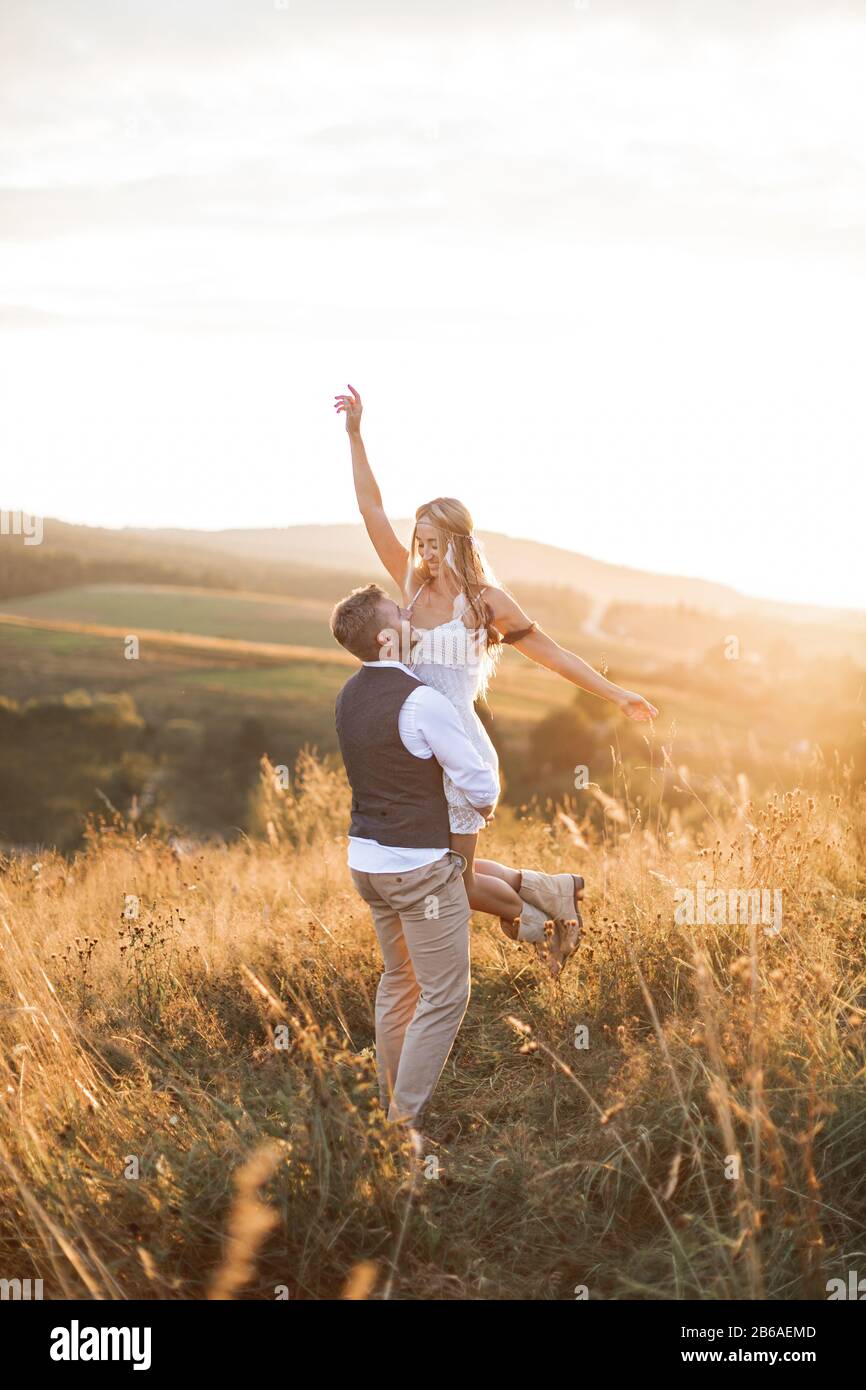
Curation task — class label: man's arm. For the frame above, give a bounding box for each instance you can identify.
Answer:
[405,688,499,813]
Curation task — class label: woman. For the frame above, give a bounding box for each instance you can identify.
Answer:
[334,384,659,978]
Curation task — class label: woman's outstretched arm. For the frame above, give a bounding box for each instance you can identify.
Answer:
[485,587,659,723]
[334,384,408,590]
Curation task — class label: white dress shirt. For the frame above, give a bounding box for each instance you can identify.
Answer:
[347,660,500,873]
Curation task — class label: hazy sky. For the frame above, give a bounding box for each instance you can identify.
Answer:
[2,0,865,609]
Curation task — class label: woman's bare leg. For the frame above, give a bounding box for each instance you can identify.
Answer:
[450,833,523,939]
[475,859,522,894]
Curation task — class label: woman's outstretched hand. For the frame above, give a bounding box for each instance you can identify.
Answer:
[616,690,659,723]
[334,384,363,435]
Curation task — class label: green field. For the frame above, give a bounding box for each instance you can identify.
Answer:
[0,583,336,648]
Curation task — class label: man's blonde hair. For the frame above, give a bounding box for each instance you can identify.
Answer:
[330,583,389,660]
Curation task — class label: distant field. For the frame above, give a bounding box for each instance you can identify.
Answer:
[0,587,657,734]
[0,613,582,732]
[0,593,826,755]
[0,583,337,649]
[0,624,111,657]
[0,581,663,674]
[0,621,349,717]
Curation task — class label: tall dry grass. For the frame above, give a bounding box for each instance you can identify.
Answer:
[0,750,864,1300]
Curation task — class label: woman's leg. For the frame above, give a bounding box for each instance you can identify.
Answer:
[450,833,524,939]
[473,857,587,972]
[475,859,522,894]
[479,858,587,926]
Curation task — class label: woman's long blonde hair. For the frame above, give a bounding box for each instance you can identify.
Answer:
[406,496,502,691]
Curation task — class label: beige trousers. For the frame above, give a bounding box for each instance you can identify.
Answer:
[351,851,470,1129]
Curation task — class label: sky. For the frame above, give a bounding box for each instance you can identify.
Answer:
[1,0,865,610]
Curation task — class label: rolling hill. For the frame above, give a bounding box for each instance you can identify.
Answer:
[126,519,864,626]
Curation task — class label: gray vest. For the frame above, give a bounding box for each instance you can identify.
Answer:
[335,665,451,848]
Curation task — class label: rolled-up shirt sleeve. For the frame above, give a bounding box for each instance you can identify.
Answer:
[401,686,499,810]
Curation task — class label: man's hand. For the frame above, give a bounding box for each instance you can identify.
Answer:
[615,690,659,723]
[474,802,497,823]
[334,383,363,436]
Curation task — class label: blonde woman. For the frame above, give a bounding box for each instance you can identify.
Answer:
[334,384,659,977]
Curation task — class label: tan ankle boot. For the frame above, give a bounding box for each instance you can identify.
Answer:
[520,869,585,921]
[514,899,550,944]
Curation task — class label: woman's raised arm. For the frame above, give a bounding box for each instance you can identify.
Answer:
[334,384,409,591]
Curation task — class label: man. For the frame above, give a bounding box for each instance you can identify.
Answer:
[330,582,499,1135]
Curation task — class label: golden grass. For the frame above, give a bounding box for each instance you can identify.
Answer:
[0,753,864,1300]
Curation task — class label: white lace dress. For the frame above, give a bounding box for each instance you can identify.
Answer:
[407,589,498,835]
